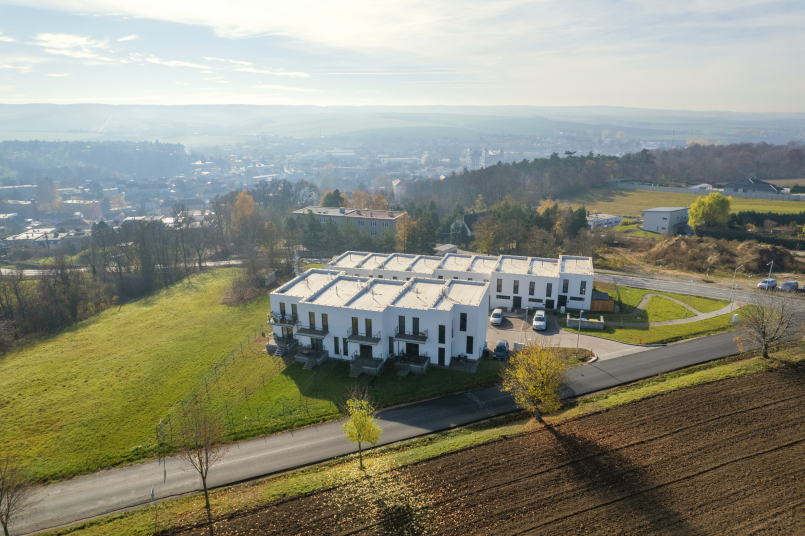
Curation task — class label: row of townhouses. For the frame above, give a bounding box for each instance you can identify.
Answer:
[267,251,593,373]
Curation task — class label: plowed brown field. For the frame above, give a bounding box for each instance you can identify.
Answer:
[175,364,805,535]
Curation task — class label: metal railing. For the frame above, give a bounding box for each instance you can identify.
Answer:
[393,326,428,342]
[346,328,382,344]
[296,324,329,337]
[351,350,384,363]
[267,312,299,325]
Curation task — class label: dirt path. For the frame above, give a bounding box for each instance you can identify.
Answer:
[174,364,805,535]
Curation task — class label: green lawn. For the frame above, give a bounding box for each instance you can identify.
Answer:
[562,187,805,216]
[601,295,692,324]
[595,282,729,315]
[561,312,736,345]
[0,269,270,482]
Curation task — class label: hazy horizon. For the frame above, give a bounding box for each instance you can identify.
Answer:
[1,1,804,112]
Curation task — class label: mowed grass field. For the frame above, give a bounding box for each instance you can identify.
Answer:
[560,187,805,216]
[0,268,270,482]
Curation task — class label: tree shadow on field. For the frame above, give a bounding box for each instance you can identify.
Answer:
[542,424,699,534]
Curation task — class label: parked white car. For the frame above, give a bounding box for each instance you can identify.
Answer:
[489,308,503,326]
[532,309,547,331]
[757,278,777,290]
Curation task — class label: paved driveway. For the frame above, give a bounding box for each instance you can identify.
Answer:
[486,311,646,360]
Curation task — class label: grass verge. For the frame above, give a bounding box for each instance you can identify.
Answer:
[594,281,729,314]
[560,312,736,344]
[44,344,804,536]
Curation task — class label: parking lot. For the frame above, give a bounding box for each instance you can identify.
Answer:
[486,310,648,360]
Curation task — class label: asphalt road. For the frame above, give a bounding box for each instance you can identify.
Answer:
[15,330,746,535]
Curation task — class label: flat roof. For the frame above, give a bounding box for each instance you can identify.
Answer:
[393,280,445,309]
[307,277,365,307]
[293,206,355,216]
[641,207,689,212]
[275,270,337,299]
[409,256,442,273]
[345,280,405,310]
[560,256,594,275]
[382,253,417,272]
[529,258,559,277]
[469,256,499,273]
[347,210,405,220]
[361,254,389,270]
[330,252,369,269]
[441,254,473,272]
[434,281,488,310]
[587,213,619,219]
[499,256,530,274]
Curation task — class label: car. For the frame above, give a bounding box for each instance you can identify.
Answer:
[492,339,509,360]
[757,278,778,290]
[532,309,547,331]
[489,308,503,326]
[779,281,799,292]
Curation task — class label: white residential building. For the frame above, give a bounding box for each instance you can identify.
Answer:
[268,269,490,370]
[586,212,623,230]
[326,251,593,313]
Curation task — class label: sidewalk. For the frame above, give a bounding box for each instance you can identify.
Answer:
[601,294,742,328]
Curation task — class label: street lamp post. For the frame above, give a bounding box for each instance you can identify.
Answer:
[576,309,584,356]
[729,265,744,324]
[767,260,774,282]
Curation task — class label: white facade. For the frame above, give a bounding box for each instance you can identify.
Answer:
[326,251,593,312]
[269,269,490,366]
[586,212,623,229]
[641,207,689,234]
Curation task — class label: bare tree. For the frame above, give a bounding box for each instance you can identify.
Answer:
[736,292,800,358]
[0,454,34,536]
[178,406,229,535]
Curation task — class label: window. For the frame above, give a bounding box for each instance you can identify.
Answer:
[546,283,552,297]
[358,220,365,226]
[528,298,543,303]
[438,347,445,363]
[279,302,286,316]
[468,278,473,281]
[496,279,502,292]
[496,295,511,299]
[389,336,394,355]
[370,230,377,236]
[352,317,359,334]
[309,311,316,328]
[453,276,458,280]
[438,275,443,280]
[580,281,587,295]
[413,317,419,334]
[466,336,474,354]
[406,277,411,281]
[570,296,583,301]
[562,279,569,293]
[392,276,397,280]
[333,337,340,355]
[398,315,405,333]
[320,217,326,223]
[383,222,389,227]
[343,340,349,356]
[459,313,467,332]
[322,313,328,329]
[371,221,377,226]
[662,217,668,221]
[378,275,383,279]
[529,281,535,296]
[365,318,372,335]
[439,325,446,344]
[513,280,519,294]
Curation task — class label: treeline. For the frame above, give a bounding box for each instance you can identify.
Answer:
[730,209,805,227]
[0,140,202,184]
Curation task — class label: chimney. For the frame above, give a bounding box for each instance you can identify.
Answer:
[339,207,345,214]
[388,211,393,217]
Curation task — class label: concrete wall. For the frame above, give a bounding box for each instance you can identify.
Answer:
[614,182,805,202]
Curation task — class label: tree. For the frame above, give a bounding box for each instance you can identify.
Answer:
[319,189,348,207]
[231,191,260,248]
[395,214,415,253]
[689,193,732,229]
[0,454,34,536]
[501,341,566,423]
[471,215,498,254]
[376,230,397,253]
[178,406,229,536]
[736,293,799,359]
[100,196,112,215]
[350,189,371,209]
[450,221,470,248]
[341,390,382,469]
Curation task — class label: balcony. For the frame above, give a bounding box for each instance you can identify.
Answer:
[392,352,429,375]
[267,312,300,327]
[346,328,382,345]
[393,327,428,343]
[349,351,385,377]
[273,334,297,349]
[296,324,329,338]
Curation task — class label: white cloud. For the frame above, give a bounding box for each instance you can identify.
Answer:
[46,73,71,77]
[203,56,226,62]
[29,33,113,61]
[204,76,223,80]
[0,33,15,43]
[253,84,320,92]
[117,34,140,41]
[175,81,188,85]
[0,54,46,73]
[228,59,251,65]
[202,70,213,73]
[235,67,308,78]
[147,56,209,69]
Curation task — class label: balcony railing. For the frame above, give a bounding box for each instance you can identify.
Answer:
[393,327,428,343]
[273,334,297,348]
[297,345,329,360]
[267,312,299,326]
[296,324,329,338]
[346,328,382,345]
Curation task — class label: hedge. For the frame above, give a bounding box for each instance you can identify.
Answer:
[694,228,805,249]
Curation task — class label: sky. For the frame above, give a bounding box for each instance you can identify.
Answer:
[0,0,803,112]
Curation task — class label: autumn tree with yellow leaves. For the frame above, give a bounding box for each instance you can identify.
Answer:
[341,389,382,470]
[501,341,566,423]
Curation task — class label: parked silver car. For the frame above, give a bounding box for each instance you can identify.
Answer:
[493,339,509,360]
[779,281,799,292]
[757,278,777,290]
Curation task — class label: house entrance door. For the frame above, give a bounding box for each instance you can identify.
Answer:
[405,342,419,357]
[311,338,323,351]
[359,344,373,359]
[558,295,567,309]
[512,296,522,309]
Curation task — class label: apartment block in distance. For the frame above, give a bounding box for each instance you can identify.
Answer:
[291,206,406,237]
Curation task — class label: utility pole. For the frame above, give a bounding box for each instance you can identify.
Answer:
[729,265,744,324]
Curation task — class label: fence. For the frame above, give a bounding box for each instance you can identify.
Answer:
[613,183,805,202]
